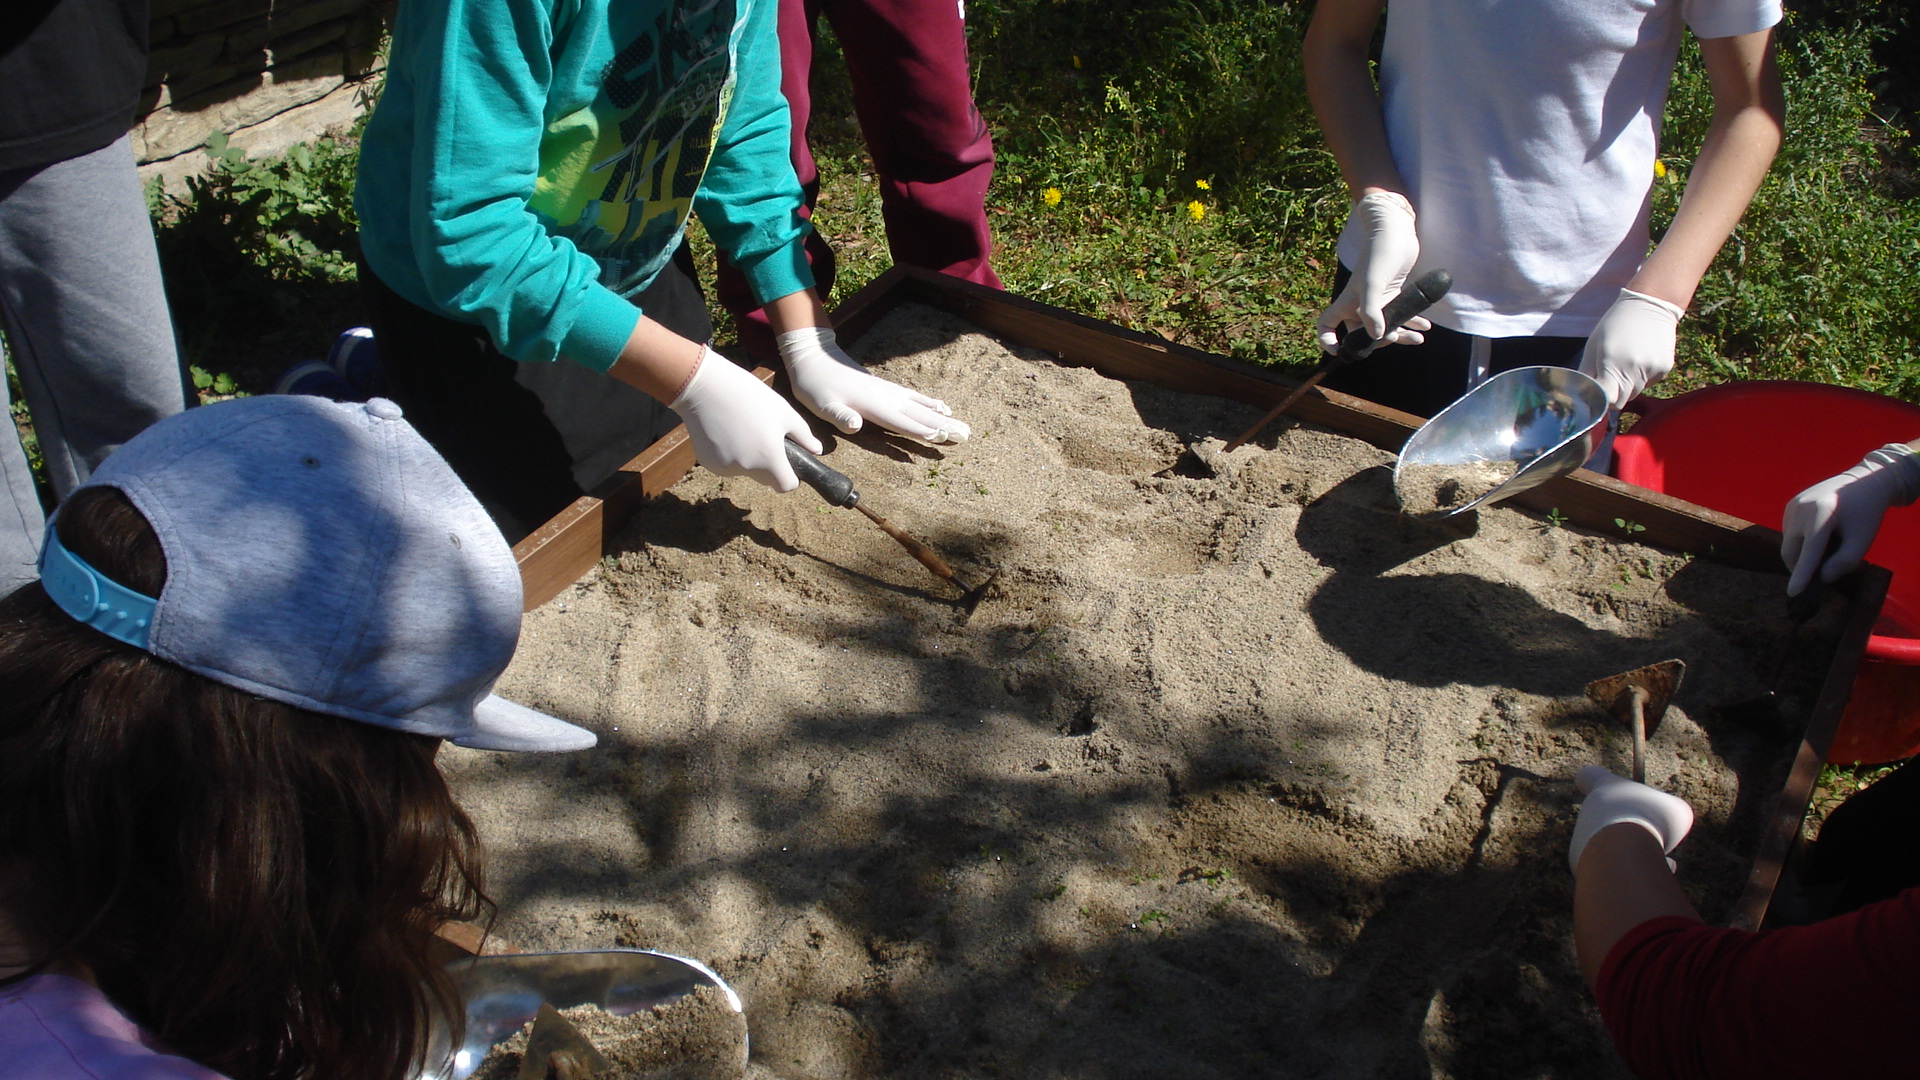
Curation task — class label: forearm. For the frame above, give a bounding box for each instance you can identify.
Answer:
[605,287,832,403]
[604,316,706,404]
[1302,0,1406,201]
[1629,30,1784,309]
[763,288,831,338]
[1574,823,1701,988]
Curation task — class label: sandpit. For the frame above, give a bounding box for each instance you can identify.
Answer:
[443,305,1838,1080]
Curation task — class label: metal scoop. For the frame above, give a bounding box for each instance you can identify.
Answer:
[417,949,746,1080]
[1394,366,1608,519]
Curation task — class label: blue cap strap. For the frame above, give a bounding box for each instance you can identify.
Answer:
[39,524,156,649]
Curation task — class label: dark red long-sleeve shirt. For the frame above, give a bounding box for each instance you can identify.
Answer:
[1596,888,1920,1079]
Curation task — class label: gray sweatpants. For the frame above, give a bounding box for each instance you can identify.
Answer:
[0,134,189,594]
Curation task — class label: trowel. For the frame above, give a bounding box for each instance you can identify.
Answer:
[785,441,998,614]
[1585,659,1686,783]
[1221,268,1453,453]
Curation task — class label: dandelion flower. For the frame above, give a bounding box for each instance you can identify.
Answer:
[1195,178,1211,191]
[1073,55,1082,69]
[1187,200,1206,223]
[1044,187,1063,207]
[1654,159,1668,179]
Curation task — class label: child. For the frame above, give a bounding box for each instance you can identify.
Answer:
[712,0,1003,359]
[1303,0,1785,419]
[355,0,969,542]
[0,394,597,1079]
[0,0,191,592]
[1569,766,1920,1077]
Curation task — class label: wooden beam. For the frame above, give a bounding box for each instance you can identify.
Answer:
[1733,561,1890,930]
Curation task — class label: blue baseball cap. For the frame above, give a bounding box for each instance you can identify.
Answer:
[39,395,594,752]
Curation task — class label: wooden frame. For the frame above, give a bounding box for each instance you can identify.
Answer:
[512,264,1885,930]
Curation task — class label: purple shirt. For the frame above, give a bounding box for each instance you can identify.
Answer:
[0,974,226,1080]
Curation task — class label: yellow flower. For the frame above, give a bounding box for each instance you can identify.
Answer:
[1654,159,1668,179]
[1195,178,1211,191]
[1044,187,1063,207]
[1187,199,1206,222]
[1072,55,1082,69]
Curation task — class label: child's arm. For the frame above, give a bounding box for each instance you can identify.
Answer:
[1581,28,1784,410]
[693,0,815,310]
[377,0,650,373]
[1628,28,1785,310]
[1301,0,1426,350]
[1302,0,1403,200]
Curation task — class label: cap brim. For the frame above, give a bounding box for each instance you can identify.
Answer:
[456,694,598,752]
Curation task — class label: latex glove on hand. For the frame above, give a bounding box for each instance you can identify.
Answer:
[1569,765,1694,875]
[778,327,970,445]
[1316,191,1428,354]
[1578,289,1684,412]
[670,345,821,492]
[1781,443,1920,596]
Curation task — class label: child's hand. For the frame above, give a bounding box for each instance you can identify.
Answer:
[669,346,821,491]
[1316,191,1424,352]
[778,328,969,445]
[1569,766,1693,875]
[1782,444,1920,596]
[1578,288,1684,411]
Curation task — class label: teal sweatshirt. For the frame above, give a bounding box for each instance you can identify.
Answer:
[355,0,813,372]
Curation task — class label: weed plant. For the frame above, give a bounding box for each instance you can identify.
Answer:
[1657,14,1920,397]
[147,130,365,394]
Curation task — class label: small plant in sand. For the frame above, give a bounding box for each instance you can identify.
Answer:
[191,365,240,403]
[1614,517,1648,536]
[1134,909,1170,930]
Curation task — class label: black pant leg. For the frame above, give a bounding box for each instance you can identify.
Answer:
[359,247,714,544]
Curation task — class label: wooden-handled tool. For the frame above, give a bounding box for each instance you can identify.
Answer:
[785,442,997,614]
[1223,268,1453,452]
[1585,659,1686,783]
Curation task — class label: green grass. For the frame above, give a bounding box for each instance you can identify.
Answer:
[149,3,1916,406]
[1656,12,1920,397]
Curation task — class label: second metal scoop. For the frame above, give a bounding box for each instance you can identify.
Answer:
[1394,366,1609,519]
[417,949,745,1080]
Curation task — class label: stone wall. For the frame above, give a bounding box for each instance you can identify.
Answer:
[136,0,393,191]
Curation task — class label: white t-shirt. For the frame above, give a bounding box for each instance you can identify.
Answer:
[1340,0,1781,338]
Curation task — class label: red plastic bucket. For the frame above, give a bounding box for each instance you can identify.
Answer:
[1612,381,1920,763]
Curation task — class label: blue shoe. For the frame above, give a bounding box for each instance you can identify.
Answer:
[274,360,363,401]
[328,327,386,398]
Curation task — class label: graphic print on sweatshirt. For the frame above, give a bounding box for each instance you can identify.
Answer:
[529,0,738,297]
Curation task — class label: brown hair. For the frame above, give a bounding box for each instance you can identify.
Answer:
[0,486,491,1080]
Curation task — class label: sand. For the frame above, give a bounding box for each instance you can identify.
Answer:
[1394,460,1523,517]
[467,990,746,1080]
[442,304,1838,1080]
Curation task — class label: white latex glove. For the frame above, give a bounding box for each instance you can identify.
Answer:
[777,327,969,445]
[1578,288,1684,412]
[1316,191,1427,353]
[1569,765,1694,875]
[669,345,822,492]
[1781,443,1920,596]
